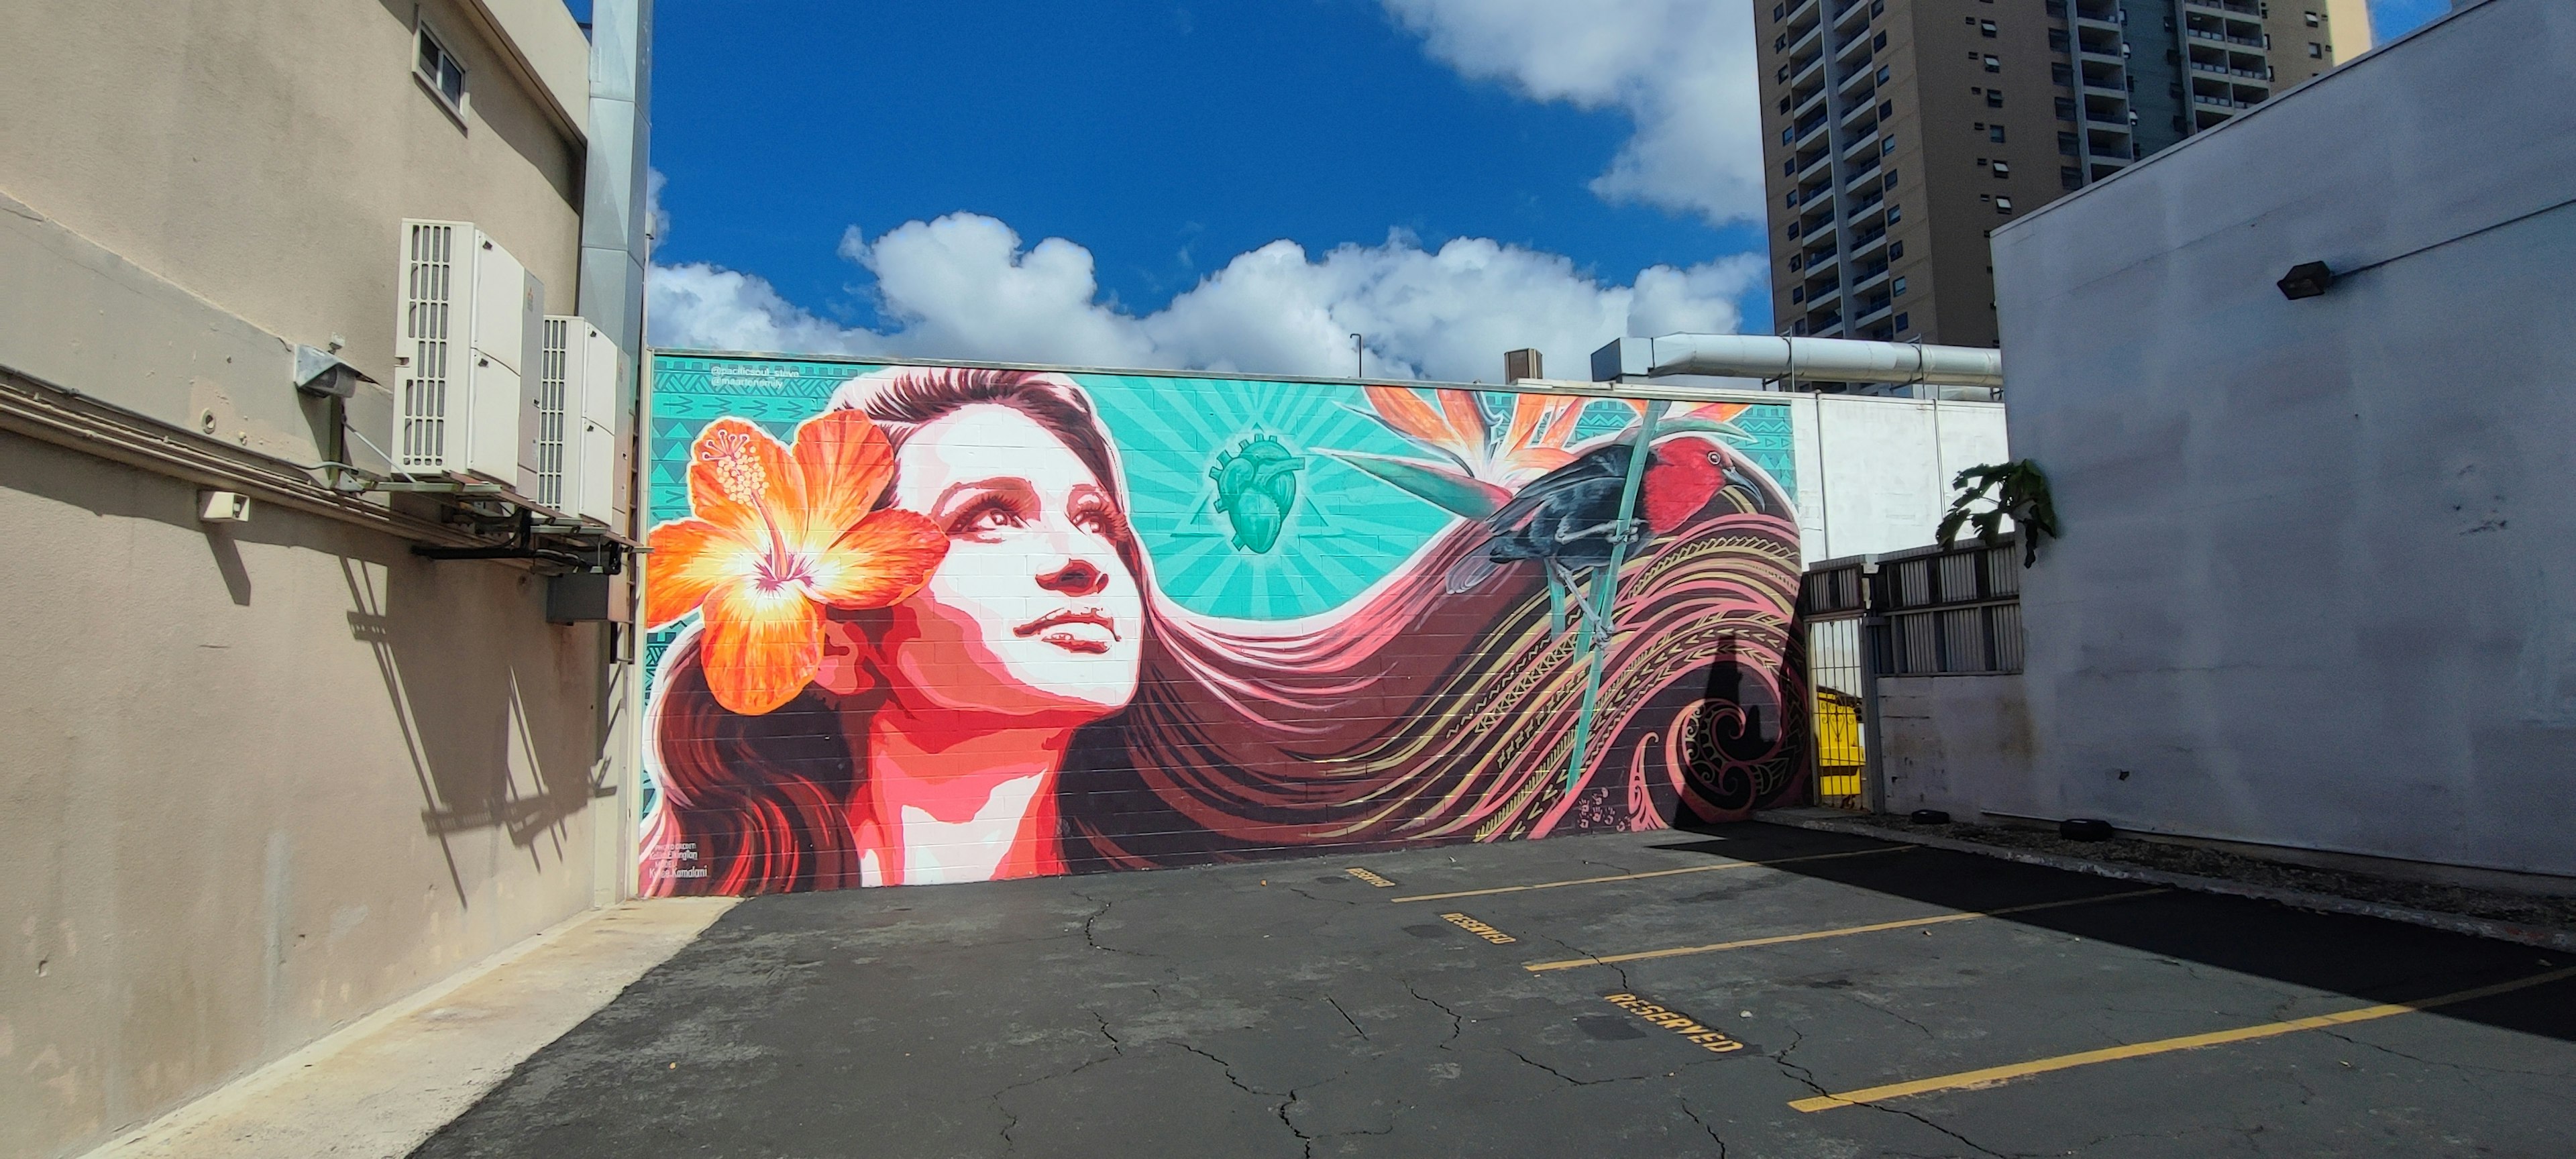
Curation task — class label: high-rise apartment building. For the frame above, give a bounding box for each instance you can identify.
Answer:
[1755,0,2370,370]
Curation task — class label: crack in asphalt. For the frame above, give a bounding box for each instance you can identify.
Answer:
[1403,982,1466,1050]
[1069,892,1158,958]
[1324,995,1371,1042]
[1171,1040,1359,1159]
[2316,1029,2576,1082]
[1676,1096,1731,1158]
[1521,924,1639,994]
[1854,996,1941,1043]
[1503,1044,1658,1088]
[1286,885,1359,905]
[991,1007,1129,1155]
[1769,1027,2022,1159]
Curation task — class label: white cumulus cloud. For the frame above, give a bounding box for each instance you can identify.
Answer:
[1381,0,1766,226]
[649,211,1760,384]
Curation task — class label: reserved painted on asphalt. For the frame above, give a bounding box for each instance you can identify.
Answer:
[1601,993,1747,1054]
[1439,912,1517,944]
[1347,867,1397,887]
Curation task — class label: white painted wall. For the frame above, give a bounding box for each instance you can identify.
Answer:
[1787,393,2010,562]
[1876,675,2033,817]
[1990,0,2576,875]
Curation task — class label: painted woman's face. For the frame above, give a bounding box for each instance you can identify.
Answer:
[877,404,1143,720]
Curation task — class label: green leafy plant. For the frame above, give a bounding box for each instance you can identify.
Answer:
[1937,459,2059,567]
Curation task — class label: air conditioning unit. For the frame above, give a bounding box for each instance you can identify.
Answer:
[394,220,543,485]
[537,315,631,529]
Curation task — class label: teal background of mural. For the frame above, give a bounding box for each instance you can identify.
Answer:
[641,354,1801,797]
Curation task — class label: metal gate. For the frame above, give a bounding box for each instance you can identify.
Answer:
[1800,533,2023,810]
[1800,562,1871,808]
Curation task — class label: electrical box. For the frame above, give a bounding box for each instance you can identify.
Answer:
[545,571,630,623]
[394,220,543,486]
[537,315,629,529]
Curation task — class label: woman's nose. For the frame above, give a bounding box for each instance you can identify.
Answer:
[1036,557,1109,597]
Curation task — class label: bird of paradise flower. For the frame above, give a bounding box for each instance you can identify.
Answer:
[644,410,949,716]
[1325,386,1754,522]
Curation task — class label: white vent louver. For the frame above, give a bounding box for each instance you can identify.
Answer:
[540,315,628,529]
[399,222,456,469]
[537,317,571,507]
[396,220,542,485]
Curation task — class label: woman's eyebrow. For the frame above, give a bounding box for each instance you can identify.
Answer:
[928,477,1035,518]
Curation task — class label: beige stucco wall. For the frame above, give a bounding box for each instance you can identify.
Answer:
[2328,0,2375,57]
[0,0,586,398]
[0,433,615,1158]
[0,4,624,1157]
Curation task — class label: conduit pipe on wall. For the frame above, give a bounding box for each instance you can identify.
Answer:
[1591,334,2006,388]
[0,366,503,552]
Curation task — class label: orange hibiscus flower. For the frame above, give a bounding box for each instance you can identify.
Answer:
[645,410,948,716]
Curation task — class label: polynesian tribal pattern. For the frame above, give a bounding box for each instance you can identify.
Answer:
[639,355,1805,895]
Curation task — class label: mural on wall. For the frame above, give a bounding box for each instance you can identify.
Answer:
[638,357,1806,894]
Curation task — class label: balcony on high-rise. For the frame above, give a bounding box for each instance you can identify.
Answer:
[2073,0,2121,23]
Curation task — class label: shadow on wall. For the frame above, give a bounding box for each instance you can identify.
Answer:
[339,552,605,905]
[0,429,607,896]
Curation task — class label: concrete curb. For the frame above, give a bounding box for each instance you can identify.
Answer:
[1763,813,2576,955]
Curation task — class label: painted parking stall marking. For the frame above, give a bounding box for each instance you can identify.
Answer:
[1438,912,1517,944]
[1601,993,1749,1054]
[1387,846,1907,904]
[1524,888,2169,972]
[1347,867,1398,888]
[1789,964,2576,1113]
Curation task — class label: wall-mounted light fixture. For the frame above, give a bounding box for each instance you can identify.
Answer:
[199,490,252,523]
[2275,261,2336,300]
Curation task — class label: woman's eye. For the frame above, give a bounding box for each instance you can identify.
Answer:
[1073,504,1125,540]
[948,501,1026,537]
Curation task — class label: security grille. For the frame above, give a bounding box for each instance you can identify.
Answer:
[400,221,455,470]
[1876,537,2025,675]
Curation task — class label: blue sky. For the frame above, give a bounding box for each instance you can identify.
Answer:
[627,0,2453,382]
[649,3,1750,329]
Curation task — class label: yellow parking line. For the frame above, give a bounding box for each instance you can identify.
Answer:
[1522,888,2169,973]
[1790,964,2576,1113]
[1387,846,1910,904]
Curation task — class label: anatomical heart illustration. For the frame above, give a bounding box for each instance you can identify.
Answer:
[1210,434,1305,553]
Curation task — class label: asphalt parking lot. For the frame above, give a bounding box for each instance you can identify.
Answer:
[414,824,2576,1158]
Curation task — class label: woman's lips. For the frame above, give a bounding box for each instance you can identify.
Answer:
[1014,608,1120,654]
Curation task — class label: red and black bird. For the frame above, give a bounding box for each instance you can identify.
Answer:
[1446,435,1764,604]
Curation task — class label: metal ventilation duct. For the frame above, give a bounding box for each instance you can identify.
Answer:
[1591,334,2005,388]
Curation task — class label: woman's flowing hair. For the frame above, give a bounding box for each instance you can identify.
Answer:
[642,366,1806,893]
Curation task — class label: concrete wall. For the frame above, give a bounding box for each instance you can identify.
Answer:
[1990,0,2576,875]
[1787,392,2009,561]
[0,3,620,1156]
[1876,674,2033,816]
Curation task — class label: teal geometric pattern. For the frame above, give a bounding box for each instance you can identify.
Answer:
[645,355,1801,623]
[1733,403,1796,498]
[1085,374,1456,620]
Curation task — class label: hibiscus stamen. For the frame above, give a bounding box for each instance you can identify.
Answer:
[702,431,768,508]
